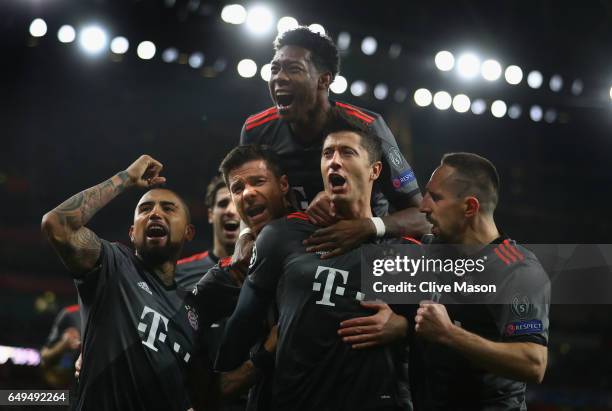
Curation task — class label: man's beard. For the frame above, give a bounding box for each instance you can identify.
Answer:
[137,239,180,266]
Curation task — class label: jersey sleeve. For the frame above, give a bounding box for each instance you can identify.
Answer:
[215,222,287,371]
[191,264,242,328]
[239,121,250,145]
[73,240,128,307]
[372,116,421,209]
[492,263,551,345]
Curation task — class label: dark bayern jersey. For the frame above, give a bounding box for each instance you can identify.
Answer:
[216,212,407,411]
[240,100,420,216]
[176,249,219,289]
[44,304,81,371]
[74,240,198,411]
[409,236,550,411]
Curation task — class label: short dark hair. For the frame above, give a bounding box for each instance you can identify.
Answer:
[441,152,500,214]
[204,175,226,209]
[324,108,383,164]
[219,144,286,186]
[274,26,340,79]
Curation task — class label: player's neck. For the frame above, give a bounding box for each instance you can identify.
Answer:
[462,215,500,246]
[136,252,177,286]
[333,197,373,220]
[291,98,331,142]
[213,238,231,259]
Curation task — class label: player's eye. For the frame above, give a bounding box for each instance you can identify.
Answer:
[218,199,230,208]
[322,149,333,158]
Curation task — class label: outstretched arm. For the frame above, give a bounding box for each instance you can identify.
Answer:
[41,155,165,274]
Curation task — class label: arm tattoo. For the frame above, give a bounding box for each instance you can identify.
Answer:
[46,171,130,272]
[54,171,130,229]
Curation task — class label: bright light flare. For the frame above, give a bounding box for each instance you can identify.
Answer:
[29,18,47,37]
[246,6,274,34]
[136,41,156,60]
[481,59,502,81]
[457,53,480,79]
[330,75,348,94]
[435,51,455,71]
[452,94,471,113]
[79,26,107,54]
[221,4,247,24]
[57,25,76,43]
[237,59,257,78]
[433,91,452,110]
[413,88,432,107]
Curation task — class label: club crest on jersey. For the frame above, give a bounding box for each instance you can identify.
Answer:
[137,281,152,295]
[511,294,532,319]
[388,147,406,170]
[249,244,258,269]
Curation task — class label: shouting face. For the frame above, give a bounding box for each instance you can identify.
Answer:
[227,160,289,234]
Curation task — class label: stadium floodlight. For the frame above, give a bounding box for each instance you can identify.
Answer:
[337,32,351,50]
[162,48,179,63]
[527,71,543,89]
[544,109,557,123]
[260,63,271,81]
[57,25,76,43]
[433,91,452,110]
[609,86,612,100]
[373,83,388,100]
[221,4,247,24]
[549,75,563,92]
[79,26,107,54]
[188,52,204,68]
[237,59,257,78]
[471,99,486,115]
[530,105,543,122]
[330,75,348,94]
[491,100,507,118]
[350,80,367,97]
[361,37,377,55]
[308,24,325,35]
[481,59,502,81]
[246,6,274,34]
[435,51,455,71]
[504,65,523,85]
[29,18,47,37]
[110,36,129,54]
[452,94,471,113]
[277,17,298,33]
[571,79,583,96]
[456,53,480,79]
[508,104,522,119]
[136,41,156,60]
[414,88,432,107]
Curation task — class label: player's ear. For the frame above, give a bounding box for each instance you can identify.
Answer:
[464,196,480,217]
[128,225,135,244]
[184,224,196,242]
[318,71,332,90]
[370,161,383,181]
[279,174,289,195]
[207,207,213,224]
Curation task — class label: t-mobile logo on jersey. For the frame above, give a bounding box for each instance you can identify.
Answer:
[312,266,350,307]
[137,306,191,363]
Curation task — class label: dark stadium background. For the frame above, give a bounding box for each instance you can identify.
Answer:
[1,0,611,409]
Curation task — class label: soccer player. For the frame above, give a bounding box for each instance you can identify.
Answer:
[411,152,550,410]
[176,174,239,289]
[240,26,429,258]
[41,155,200,410]
[217,119,410,410]
[40,304,81,388]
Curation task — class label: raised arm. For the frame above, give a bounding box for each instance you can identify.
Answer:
[41,155,165,274]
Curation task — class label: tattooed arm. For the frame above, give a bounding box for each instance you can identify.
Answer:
[41,155,166,274]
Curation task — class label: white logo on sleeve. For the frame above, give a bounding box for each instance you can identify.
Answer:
[312,266,349,307]
[138,305,191,362]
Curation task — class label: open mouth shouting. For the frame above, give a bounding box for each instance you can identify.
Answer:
[222,219,240,238]
[328,172,348,194]
[245,203,269,228]
[275,91,295,113]
[145,222,168,243]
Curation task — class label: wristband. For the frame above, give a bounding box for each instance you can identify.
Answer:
[370,217,386,238]
[239,227,252,238]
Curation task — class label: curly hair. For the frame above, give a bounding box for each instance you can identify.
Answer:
[273,26,339,79]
